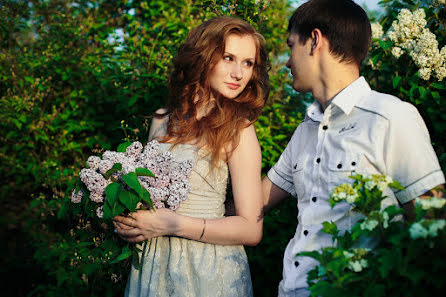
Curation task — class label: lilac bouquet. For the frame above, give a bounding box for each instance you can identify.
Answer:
[71,140,193,220]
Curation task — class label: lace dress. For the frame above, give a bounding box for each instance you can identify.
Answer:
[124,143,253,297]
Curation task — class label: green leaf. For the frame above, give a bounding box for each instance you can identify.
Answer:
[103,202,113,219]
[128,96,138,107]
[135,167,155,177]
[117,142,132,152]
[298,251,322,262]
[105,163,122,179]
[431,91,440,104]
[430,82,446,90]
[119,189,140,212]
[392,76,402,89]
[122,172,142,194]
[105,183,122,206]
[322,221,339,236]
[111,200,126,217]
[378,40,393,49]
[110,246,133,264]
[141,187,154,209]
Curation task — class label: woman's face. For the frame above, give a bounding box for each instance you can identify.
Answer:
[208,34,256,99]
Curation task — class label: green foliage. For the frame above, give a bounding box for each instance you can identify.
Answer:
[363,0,446,169]
[1,0,301,296]
[301,174,446,297]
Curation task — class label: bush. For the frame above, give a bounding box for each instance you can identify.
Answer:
[1,0,304,296]
[301,174,446,297]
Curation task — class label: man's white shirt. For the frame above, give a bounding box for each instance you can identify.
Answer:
[268,76,445,296]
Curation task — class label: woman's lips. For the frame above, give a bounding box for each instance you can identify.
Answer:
[226,83,240,90]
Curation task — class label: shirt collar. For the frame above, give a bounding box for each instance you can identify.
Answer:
[330,76,372,115]
[306,100,324,122]
[305,76,371,122]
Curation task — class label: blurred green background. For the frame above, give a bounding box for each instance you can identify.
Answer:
[1,0,444,296]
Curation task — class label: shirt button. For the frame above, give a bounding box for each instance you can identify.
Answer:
[294,261,299,267]
[337,163,342,169]
[351,161,356,166]
[322,125,328,130]
[312,197,317,202]
[316,158,321,163]
[294,163,297,169]
[303,230,309,236]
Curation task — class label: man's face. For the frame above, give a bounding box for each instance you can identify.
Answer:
[286,32,315,93]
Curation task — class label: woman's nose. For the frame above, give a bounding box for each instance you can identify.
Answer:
[230,64,243,80]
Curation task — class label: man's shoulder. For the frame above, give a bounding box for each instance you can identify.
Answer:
[355,90,417,121]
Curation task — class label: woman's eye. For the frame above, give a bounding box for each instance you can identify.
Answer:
[223,56,232,61]
[244,61,254,67]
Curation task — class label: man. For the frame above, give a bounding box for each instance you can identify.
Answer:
[262,0,445,296]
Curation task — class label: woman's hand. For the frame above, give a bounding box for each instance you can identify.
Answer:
[113,208,179,243]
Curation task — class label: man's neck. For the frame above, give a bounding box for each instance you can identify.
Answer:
[312,62,360,110]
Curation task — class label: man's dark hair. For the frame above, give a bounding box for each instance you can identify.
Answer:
[288,0,371,67]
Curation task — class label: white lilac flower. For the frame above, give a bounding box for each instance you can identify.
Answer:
[98,159,114,175]
[364,174,393,192]
[331,184,359,204]
[142,139,161,157]
[71,189,84,203]
[391,47,404,59]
[79,168,108,193]
[348,259,368,272]
[125,141,143,160]
[96,206,104,218]
[435,66,446,81]
[317,266,326,277]
[102,151,126,164]
[121,159,136,175]
[87,156,101,170]
[371,23,384,40]
[411,219,446,239]
[343,251,354,259]
[360,219,379,231]
[418,67,432,80]
[409,221,429,239]
[415,197,446,210]
[90,191,104,203]
[428,219,446,237]
[382,211,390,229]
[384,8,445,81]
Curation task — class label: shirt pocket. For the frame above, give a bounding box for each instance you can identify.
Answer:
[328,152,362,189]
[292,154,308,199]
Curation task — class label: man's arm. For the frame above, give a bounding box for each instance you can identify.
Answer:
[262,176,290,213]
[402,184,445,220]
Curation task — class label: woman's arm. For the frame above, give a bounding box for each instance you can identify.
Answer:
[114,124,264,246]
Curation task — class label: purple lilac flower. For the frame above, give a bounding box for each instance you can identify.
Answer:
[71,189,84,203]
[87,156,101,170]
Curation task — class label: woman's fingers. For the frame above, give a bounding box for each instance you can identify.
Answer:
[114,221,133,230]
[114,215,137,227]
[116,226,142,237]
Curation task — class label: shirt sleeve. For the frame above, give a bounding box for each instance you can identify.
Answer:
[384,102,445,204]
[267,131,298,197]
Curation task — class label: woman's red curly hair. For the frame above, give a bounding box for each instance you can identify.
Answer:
[161,16,270,167]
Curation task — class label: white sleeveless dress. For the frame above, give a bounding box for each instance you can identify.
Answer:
[124,143,253,297]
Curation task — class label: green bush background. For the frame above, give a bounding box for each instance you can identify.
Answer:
[0,0,444,296]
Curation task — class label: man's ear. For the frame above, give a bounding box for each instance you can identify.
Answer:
[309,29,323,56]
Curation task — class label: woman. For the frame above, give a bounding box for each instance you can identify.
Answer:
[114,16,269,297]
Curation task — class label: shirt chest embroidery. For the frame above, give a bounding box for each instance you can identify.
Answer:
[338,122,357,134]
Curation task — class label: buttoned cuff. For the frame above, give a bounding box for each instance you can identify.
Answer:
[267,167,297,197]
[395,170,445,204]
